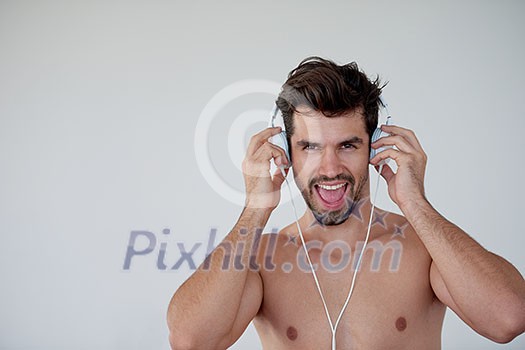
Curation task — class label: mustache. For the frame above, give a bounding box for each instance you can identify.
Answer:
[308,173,355,189]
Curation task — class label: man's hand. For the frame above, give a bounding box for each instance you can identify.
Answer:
[369,125,427,208]
[242,127,289,209]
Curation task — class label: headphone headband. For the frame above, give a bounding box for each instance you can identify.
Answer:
[269,105,280,128]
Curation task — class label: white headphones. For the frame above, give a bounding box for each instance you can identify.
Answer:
[370,96,393,164]
[268,104,291,161]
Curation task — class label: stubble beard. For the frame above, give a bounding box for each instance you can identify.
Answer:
[298,172,369,226]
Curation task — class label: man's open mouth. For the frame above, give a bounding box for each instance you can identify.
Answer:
[314,182,349,209]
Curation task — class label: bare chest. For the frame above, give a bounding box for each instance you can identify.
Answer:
[253,238,445,349]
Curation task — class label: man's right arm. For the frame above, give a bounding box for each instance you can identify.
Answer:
[167,127,289,349]
[167,207,270,349]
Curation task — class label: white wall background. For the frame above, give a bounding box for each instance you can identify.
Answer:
[0,0,524,349]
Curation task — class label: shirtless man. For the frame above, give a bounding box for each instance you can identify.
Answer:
[167,57,525,349]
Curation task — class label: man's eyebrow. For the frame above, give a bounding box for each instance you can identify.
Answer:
[340,136,364,145]
[296,137,364,148]
[296,140,321,148]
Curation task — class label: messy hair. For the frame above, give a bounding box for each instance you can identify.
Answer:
[276,56,385,154]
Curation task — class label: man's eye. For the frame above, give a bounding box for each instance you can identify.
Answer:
[303,144,318,150]
[342,143,356,149]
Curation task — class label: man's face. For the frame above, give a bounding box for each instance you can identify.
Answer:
[290,106,371,226]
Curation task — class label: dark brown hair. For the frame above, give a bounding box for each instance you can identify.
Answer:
[276,56,385,155]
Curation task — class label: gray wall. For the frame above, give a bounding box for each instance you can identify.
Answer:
[0,0,523,349]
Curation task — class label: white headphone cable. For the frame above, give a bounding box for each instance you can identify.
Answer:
[279,163,384,350]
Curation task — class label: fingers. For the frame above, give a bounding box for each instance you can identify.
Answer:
[379,125,424,151]
[374,163,395,183]
[243,139,289,178]
[371,125,427,165]
[271,166,289,186]
[252,141,289,166]
[371,134,413,154]
[369,148,401,166]
[246,126,283,157]
[244,127,290,174]
[370,143,426,169]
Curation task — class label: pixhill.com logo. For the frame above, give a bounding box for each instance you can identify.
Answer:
[122,227,404,273]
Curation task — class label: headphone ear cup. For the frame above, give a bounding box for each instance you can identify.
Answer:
[278,131,290,163]
[370,128,392,162]
[370,127,383,160]
[271,131,291,164]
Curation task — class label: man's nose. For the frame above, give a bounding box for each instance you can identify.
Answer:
[318,149,343,179]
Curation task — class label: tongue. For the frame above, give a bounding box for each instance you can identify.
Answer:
[317,185,346,203]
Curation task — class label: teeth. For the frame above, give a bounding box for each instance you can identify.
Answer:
[318,183,346,190]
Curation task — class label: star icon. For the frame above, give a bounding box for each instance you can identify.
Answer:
[348,198,365,222]
[372,210,388,228]
[309,211,330,228]
[285,232,299,247]
[392,223,407,239]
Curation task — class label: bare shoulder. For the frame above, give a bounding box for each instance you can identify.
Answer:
[377,208,429,250]
[370,208,433,277]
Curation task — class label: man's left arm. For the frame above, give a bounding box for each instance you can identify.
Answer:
[370,125,525,344]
